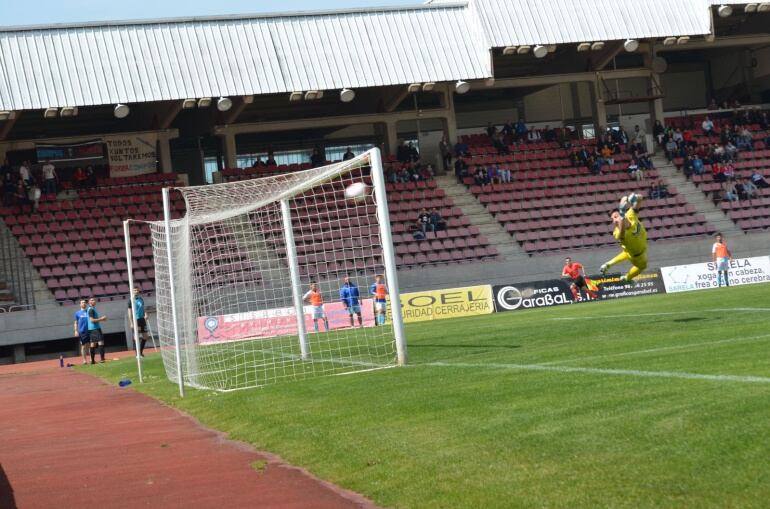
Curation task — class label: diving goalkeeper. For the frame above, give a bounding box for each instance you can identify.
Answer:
[600,193,648,282]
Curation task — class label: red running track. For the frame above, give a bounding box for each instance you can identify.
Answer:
[0,357,379,509]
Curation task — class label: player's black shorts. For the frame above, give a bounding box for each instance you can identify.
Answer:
[572,276,586,288]
[79,332,90,345]
[89,329,104,343]
[136,317,147,332]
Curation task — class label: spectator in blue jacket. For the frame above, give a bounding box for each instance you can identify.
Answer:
[339,276,363,327]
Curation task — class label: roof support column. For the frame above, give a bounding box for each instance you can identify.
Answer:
[591,80,607,135]
[383,120,398,157]
[443,84,458,148]
[219,130,237,169]
[649,73,665,155]
[158,131,175,174]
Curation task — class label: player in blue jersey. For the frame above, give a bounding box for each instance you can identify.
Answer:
[87,297,108,364]
[339,276,363,327]
[73,299,90,365]
[127,287,150,356]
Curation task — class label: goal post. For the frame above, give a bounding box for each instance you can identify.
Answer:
[143,148,407,392]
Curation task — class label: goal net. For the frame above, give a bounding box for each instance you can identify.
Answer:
[143,148,406,392]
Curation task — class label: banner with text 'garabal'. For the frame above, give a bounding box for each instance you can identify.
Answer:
[661,256,770,293]
[105,134,158,178]
[389,285,494,323]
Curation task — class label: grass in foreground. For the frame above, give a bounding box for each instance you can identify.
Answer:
[87,284,770,508]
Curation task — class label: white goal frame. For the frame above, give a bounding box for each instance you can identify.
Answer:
[126,147,406,395]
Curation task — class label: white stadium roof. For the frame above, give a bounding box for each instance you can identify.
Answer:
[0,0,725,111]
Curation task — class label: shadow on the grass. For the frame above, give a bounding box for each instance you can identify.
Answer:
[0,463,17,509]
[671,317,709,323]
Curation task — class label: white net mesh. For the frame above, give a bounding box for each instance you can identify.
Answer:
[145,150,401,391]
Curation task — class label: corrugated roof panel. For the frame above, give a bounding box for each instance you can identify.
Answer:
[476,0,712,47]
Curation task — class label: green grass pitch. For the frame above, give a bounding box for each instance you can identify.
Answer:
[89,283,770,508]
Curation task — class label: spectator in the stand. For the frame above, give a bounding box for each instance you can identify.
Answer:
[495,164,511,183]
[671,128,683,145]
[682,128,695,148]
[570,149,583,167]
[631,125,646,152]
[473,166,490,185]
[683,155,695,178]
[419,164,434,180]
[502,121,514,138]
[265,150,277,166]
[750,169,769,188]
[406,142,419,163]
[721,180,739,202]
[724,141,738,162]
[712,162,727,183]
[653,120,665,146]
[723,162,735,180]
[648,180,669,199]
[252,155,266,167]
[430,208,446,231]
[19,161,32,187]
[85,166,96,188]
[720,100,730,110]
[664,138,678,162]
[616,127,629,146]
[454,137,470,158]
[13,179,28,208]
[310,147,324,168]
[627,158,643,182]
[454,157,468,181]
[736,126,753,151]
[736,176,757,201]
[543,125,557,142]
[588,156,602,176]
[486,164,499,184]
[416,208,433,234]
[439,135,452,172]
[692,155,705,176]
[708,98,718,110]
[514,119,528,142]
[527,129,541,143]
[386,166,397,184]
[27,182,41,213]
[486,123,497,138]
[342,147,355,161]
[493,132,510,155]
[73,166,87,190]
[702,116,714,136]
[1,160,15,206]
[599,144,614,165]
[41,160,57,196]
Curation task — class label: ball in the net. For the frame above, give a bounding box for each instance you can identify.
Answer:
[344,182,370,202]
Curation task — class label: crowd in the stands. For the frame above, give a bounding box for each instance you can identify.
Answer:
[1,159,98,213]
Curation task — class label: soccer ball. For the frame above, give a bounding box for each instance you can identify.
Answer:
[344,182,370,203]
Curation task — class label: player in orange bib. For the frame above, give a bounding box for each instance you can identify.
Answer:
[303,283,329,332]
[711,232,732,287]
[561,257,598,301]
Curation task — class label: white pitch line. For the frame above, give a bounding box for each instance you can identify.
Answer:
[539,332,770,366]
[548,307,770,321]
[425,361,770,384]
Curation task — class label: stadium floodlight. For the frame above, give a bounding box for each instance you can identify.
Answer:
[744,3,758,12]
[455,80,471,94]
[197,97,212,108]
[533,45,548,58]
[576,42,591,52]
[340,88,356,102]
[662,37,677,46]
[717,4,733,17]
[114,103,130,119]
[43,107,58,118]
[304,90,323,100]
[60,106,78,117]
[289,91,303,102]
[421,82,435,92]
[758,3,770,12]
[407,83,422,93]
[676,36,690,45]
[0,111,12,121]
[182,99,197,109]
[516,45,531,54]
[502,46,517,55]
[136,148,407,392]
[591,41,605,51]
[546,45,557,53]
[623,39,639,52]
[216,97,233,112]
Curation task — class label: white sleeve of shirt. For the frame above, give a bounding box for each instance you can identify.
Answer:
[302,291,311,300]
[711,243,717,254]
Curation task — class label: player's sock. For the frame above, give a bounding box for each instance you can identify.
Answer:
[724,272,729,286]
[99,345,105,362]
[588,290,598,299]
[90,349,95,364]
[324,319,329,331]
[358,315,363,326]
[570,287,579,301]
[314,322,319,332]
[626,265,643,281]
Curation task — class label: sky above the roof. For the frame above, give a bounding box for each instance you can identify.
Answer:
[2,0,424,27]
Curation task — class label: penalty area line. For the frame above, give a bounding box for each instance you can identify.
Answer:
[424,361,770,384]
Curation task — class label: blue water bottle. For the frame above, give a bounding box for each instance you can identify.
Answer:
[59,355,64,368]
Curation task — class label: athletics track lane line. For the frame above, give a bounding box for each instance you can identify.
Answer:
[0,358,380,509]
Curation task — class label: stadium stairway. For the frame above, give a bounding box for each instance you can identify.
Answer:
[433,175,525,259]
[651,155,742,236]
[0,219,57,309]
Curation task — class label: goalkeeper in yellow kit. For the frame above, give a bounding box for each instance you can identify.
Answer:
[600,193,648,282]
